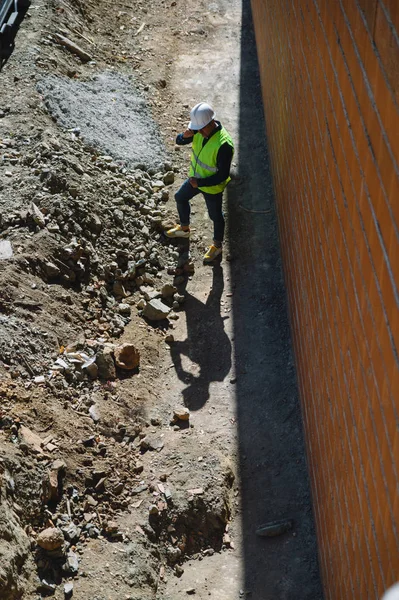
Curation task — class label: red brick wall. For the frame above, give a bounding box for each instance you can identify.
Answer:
[250,1,399,598]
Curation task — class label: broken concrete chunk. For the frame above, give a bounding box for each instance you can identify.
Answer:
[89,404,101,423]
[140,285,160,301]
[0,240,13,260]
[142,298,170,321]
[64,581,74,597]
[114,343,140,370]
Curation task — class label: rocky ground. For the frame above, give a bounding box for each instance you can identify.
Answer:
[0,0,323,599]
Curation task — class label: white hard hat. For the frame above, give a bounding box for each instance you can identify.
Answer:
[382,584,399,600]
[188,102,215,130]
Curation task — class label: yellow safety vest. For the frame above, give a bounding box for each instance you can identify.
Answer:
[189,127,234,194]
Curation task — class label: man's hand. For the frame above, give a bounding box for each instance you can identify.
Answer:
[189,177,199,188]
[183,128,194,139]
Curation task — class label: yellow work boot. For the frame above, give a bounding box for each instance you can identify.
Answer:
[203,244,222,263]
[165,224,190,239]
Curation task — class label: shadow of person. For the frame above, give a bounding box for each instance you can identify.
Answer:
[169,262,232,411]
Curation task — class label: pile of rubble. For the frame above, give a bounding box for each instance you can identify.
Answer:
[0,400,234,598]
[0,121,195,382]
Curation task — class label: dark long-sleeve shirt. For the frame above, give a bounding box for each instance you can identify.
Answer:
[175,121,233,187]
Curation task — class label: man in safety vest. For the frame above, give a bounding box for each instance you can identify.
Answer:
[166,102,234,263]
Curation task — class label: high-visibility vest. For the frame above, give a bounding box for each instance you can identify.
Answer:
[189,127,234,194]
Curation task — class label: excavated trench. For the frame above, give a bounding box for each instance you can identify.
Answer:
[0,0,323,598]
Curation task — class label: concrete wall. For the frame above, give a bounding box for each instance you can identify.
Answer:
[250,0,399,598]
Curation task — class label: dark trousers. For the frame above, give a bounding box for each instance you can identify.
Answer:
[175,179,225,244]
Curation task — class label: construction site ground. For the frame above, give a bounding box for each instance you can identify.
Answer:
[0,0,323,598]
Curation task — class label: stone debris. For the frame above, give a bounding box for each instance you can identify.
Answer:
[29,202,46,228]
[187,488,204,496]
[61,522,81,543]
[41,579,57,592]
[36,527,65,551]
[64,581,74,597]
[114,343,140,370]
[142,298,170,321]
[173,407,190,421]
[89,403,101,422]
[82,356,98,379]
[19,426,44,454]
[163,171,175,185]
[161,283,177,298]
[140,436,164,452]
[66,550,79,574]
[96,346,116,380]
[44,459,66,503]
[0,240,13,259]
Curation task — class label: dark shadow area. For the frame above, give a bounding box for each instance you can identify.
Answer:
[226,1,323,598]
[0,0,30,70]
[169,262,231,411]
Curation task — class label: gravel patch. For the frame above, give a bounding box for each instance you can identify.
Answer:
[37,72,166,170]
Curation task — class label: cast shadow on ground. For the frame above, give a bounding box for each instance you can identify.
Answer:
[169,261,231,411]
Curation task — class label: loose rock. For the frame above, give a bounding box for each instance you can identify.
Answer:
[161,283,177,298]
[37,527,64,551]
[66,550,79,574]
[96,346,116,380]
[64,581,74,597]
[114,343,140,370]
[142,298,170,321]
[163,171,175,185]
[0,240,13,260]
[89,404,101,423]
[173,407,190,421]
